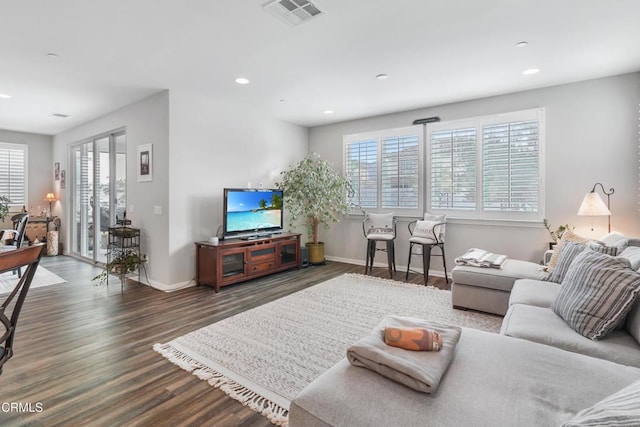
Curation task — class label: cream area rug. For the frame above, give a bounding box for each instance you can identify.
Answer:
[154,273,502,425]
[0,265,66,294]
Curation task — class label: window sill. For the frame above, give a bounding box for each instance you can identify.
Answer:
[346,213,544,228]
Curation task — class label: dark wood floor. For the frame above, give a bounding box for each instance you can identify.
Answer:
[0,256,447,427]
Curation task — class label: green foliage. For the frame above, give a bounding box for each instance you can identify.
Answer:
[0,195,10,222]
[276,153,355,244]
[543,218,574,243]
[92,251,146,285]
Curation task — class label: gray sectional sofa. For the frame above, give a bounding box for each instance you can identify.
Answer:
[289,232,640,426]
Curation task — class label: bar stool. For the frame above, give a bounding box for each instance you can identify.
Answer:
[406,213,448,285]
[363,213,397,278]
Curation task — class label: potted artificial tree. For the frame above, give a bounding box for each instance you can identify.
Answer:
[276,153,354,264]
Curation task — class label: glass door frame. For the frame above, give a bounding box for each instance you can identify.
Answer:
[69,128,126,264]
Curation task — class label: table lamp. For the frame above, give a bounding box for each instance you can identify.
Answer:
[45,193,57,217]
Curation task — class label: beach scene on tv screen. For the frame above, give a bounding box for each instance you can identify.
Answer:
[227,191,283,232]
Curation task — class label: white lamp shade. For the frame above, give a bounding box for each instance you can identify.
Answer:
[577,192,611,216]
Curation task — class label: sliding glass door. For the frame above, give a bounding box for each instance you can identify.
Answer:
[70,130,126,263]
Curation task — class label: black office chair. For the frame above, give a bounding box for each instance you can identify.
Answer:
[0,244,44,375]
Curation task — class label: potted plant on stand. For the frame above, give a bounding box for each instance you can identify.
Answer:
[92,250,147,286]
[0,195,10,223]
[276,153,354,264]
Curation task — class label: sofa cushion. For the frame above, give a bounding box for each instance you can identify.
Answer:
[562,379,640,427]
[451,259,546,292]
[547,230,592,271]
[627,299,640,345]
[599,231,630,253]
[509,279,560,308]
[501,304,640,367]
[619,246,640,271]
[553,250,640,340]
[289,328,640,427]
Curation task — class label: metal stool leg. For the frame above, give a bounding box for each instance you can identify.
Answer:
[385,240,393,278]
[405,242,414,280]
[440,245,449,283]
[422,244,433,285]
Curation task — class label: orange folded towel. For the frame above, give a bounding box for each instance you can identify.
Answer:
[384,326,443,351]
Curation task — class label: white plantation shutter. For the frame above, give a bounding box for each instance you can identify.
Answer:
[345,139,378,209]
[483,120,539,212]
[0,143,27,207]
[428,108,544,220]
[381,135,419,208]
[344,126,422,213]
[430,128,477,210]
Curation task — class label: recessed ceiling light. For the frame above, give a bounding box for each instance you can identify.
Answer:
[47,53,60,58]
[235,77,250,85]
[376,73,389,80]
[323,110,334,115]
[0,93,11,99]
[523,68,540,75]
[516,41,529,48]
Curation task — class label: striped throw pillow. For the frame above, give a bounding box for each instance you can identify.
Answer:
[562,380,640,426]
[544,242,619,284]
[553,250,640,340]
[547,230,592,271]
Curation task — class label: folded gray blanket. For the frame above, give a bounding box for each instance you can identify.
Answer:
[346,315,462,393]
[454,248,507,268]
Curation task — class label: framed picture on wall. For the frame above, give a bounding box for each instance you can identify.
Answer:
[54,162,60,180]
[60,170,66,189]
[137,144,153,182]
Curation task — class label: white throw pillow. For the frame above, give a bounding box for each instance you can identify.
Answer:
[413,220,438,240]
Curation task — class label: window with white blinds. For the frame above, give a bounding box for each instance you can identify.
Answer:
[483,120,539,212]
[345,139,378,209]
[0,142,28,208]
[344,126,422,214]
[430,128,477,210]
[428,108,544,220]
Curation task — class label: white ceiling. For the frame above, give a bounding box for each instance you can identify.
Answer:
[1,0,639,135]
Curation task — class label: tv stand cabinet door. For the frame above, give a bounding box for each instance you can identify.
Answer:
[196,244,219,289]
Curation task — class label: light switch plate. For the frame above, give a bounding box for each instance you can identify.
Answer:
[153,206,162,215]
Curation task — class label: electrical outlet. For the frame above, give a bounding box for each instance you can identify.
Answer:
[415,245,422,255]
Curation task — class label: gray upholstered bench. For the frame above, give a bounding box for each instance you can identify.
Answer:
[451,259,546,316]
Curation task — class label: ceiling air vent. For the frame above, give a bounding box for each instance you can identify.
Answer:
[263,0,324,26]
[51,113,69,118]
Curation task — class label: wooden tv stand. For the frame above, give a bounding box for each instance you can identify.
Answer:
[195,233,301,292]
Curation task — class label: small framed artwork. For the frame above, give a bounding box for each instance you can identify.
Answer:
[60,170,66,189]
[137,143,153,182]
[54,162,60,180]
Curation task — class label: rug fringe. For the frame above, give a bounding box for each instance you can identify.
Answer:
[153,343,289,426]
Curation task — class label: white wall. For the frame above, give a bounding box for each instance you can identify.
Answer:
[0,129,53,214]
[309,73,640,275]
[52,91,170,284]
[167,90,309,286]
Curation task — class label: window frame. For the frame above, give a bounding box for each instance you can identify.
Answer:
[0,142,29,209]
[343,126,423,216]
[427,108,545,221]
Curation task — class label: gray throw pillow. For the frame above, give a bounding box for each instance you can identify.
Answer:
[562,379,640,426]
[553,250,640,340]
[544,241,618,284]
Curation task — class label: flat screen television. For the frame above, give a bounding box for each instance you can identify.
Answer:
[223,188,284,240]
